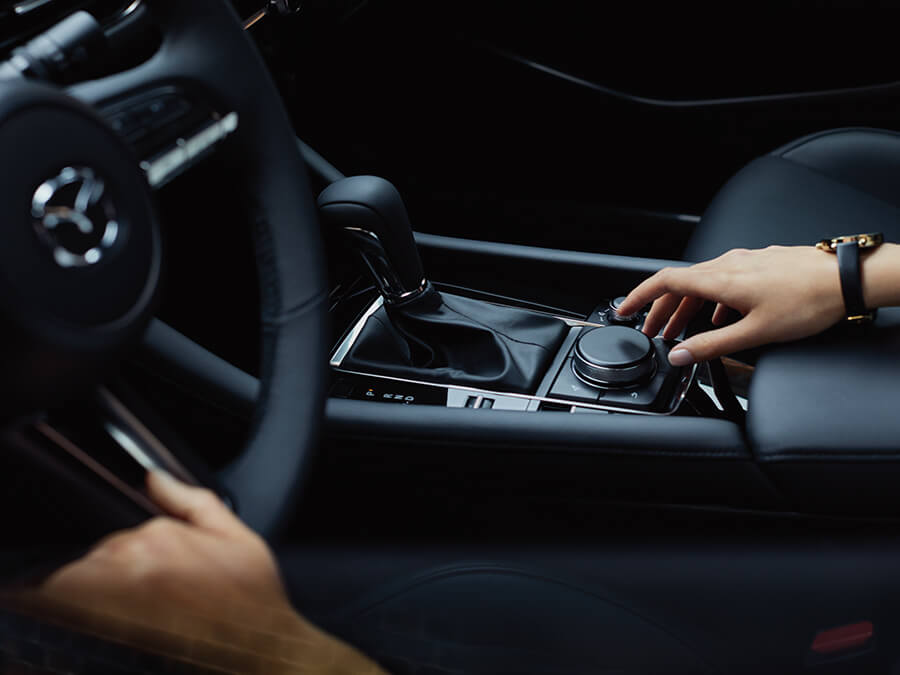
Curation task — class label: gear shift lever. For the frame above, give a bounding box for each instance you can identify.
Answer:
[319,176,569,394]
[318,176,429,304]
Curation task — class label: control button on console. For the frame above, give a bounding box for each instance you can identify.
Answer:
[550,359,602,403]
[491,395,530,411]
[573,326,655,387]
[609,295,640,323]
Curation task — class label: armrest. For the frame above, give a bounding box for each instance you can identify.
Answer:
[747,308,900,513]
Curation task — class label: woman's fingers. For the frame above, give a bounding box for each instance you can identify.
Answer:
[662,296,706,340]
[617,266,715,319]
[711,302,733,326]
[146,471,244,537]
[615,268,682,317]
[667,314,765,366]
[641,293,683,337]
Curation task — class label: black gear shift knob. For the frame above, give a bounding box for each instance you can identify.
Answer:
[318,176,428,304]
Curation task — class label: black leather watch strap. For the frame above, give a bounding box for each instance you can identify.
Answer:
[835,241,867,318]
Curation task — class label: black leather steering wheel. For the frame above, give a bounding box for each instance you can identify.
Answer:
[0,0,327,541]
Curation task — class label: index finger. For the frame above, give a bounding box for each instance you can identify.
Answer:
[616,265,711,318]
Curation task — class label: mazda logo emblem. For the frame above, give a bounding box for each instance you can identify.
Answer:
[31,166,120,268]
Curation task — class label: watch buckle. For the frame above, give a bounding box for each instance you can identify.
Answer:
[816,233,884,252]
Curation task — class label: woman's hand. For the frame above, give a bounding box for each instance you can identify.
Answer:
[36,471,293,622]
[4,472,386,674]
[615,245,849,366]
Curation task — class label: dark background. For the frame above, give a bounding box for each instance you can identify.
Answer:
[242,3,900,259]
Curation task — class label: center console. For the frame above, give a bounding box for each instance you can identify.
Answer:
[321,176,702,418]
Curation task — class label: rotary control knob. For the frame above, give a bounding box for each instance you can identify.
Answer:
[573,326,656,387]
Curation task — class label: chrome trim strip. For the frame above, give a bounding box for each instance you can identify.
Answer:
[329,295,384,367]
[118,0,142,19]
[96,387,199,486]
[31,421,162,515]
[140,112,239,189]
[13,0,53,15]
[389,279,429,303]
[105,423,159,472]
[342,226,430,304]
[572,356,658,388]
[332,364,696,416]
[330,297,697,416]
[573,336,656,386]
[699,383,749,412]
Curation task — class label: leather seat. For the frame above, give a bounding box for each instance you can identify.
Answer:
[685,128,900,262]
[684,128,900,517]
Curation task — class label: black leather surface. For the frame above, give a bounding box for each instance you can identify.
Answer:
[318,175,426,292]
[324,398,780,511]
[749,324,900,461]
[327,398,748,457]
[748,315,900,513]
[342,289,568,394]
[684,128,900,262]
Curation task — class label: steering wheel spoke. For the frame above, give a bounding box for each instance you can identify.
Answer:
[3,384,217,528]
[87,83,241,190]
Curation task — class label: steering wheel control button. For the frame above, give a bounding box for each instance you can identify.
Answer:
[550,360,602,403]
[573,327,656,387]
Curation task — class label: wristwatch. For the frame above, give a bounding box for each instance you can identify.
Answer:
[815,232,884,323]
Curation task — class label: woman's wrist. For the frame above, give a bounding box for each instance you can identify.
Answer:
[861,242,900,310]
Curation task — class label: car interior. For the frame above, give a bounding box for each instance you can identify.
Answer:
[4,2,900,674]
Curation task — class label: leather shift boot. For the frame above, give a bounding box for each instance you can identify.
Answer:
[342,289,568,394]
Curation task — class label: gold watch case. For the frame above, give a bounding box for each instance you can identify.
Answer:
[815,232,884,253]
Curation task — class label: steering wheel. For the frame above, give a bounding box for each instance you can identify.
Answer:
[0,0,327,543]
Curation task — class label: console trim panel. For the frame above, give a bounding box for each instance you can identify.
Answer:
[330,297,697,416]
